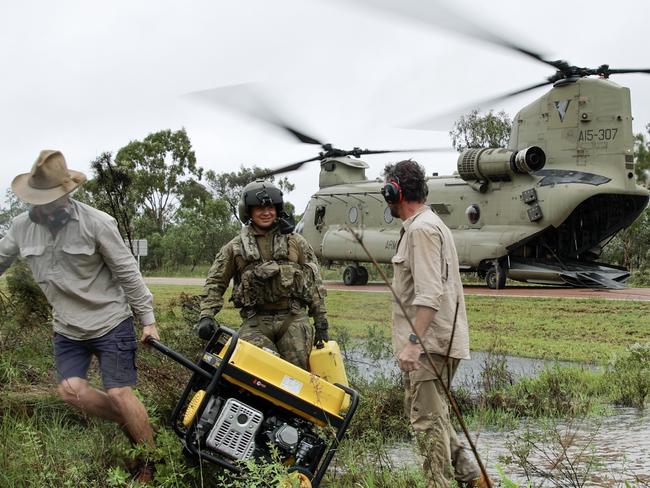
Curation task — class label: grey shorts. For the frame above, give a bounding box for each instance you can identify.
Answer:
[53,317,138,389]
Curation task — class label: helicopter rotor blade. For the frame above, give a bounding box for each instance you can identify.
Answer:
[185,84,324,146]
[260,147,455,177]
[281,126,323,145]
[602,68,650,75]
[353,147,455,156]
[258,155,324,178]
[403,79,553,130]
[348,0,562,71]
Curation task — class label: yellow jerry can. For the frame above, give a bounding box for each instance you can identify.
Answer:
[309,340,350,410]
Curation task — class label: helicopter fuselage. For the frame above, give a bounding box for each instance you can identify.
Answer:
[297,78,649,288]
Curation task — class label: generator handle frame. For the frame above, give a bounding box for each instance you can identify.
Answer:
[145,326,244,472]
[311,383,359,487]
[146,328,361,485]
[145,337,213,380]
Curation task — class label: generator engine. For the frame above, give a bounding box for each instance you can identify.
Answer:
[147,326,358,488]
[188,393,326,469]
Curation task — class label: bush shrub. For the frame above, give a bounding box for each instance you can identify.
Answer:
[604,342,650,407]
[5,259,51,325]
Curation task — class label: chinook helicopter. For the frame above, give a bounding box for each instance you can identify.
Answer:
[191,7,649,289]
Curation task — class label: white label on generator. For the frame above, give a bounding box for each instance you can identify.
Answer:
[280,375,303,395]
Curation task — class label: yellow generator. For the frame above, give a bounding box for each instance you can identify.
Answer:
[147,326,358,487]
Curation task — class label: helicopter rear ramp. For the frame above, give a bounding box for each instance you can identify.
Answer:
[558,271,627,289]
[507,259,629,289]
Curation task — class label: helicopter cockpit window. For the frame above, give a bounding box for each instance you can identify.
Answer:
[348,206,358,224]
[384,207,393,224]
[465,204,480,225]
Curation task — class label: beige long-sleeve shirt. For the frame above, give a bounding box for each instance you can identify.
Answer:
[391,205,470,360]
[0,199,155,340]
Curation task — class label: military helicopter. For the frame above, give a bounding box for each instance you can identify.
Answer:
[191,8,649,289]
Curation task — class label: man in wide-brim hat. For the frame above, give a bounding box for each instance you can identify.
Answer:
[1,150,160,484]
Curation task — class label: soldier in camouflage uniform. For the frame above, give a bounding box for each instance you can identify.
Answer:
[196,180,329,370]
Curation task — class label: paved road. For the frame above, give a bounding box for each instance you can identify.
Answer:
[144,277,650,301]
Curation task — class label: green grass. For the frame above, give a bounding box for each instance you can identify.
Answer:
[149,284,650,364]
[467,296,650,363]
[143,264,212,278]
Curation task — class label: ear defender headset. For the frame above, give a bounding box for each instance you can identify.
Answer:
[381,174,429,204]
[381,178,403,204]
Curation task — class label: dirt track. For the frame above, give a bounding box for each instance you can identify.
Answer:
[144,277,650,301]
[326,282,650,301]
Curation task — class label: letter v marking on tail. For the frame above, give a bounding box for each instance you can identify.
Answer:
[554,100,571,122]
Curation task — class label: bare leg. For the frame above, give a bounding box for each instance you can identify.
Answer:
[57,377,123,423]
[106,386,155,448]
[57,378,155,448]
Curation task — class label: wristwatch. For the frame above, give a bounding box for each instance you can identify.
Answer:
[408,333,419,344]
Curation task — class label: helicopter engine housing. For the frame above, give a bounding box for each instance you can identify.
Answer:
[457,146,546,183]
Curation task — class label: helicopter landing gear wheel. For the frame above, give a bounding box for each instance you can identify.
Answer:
[356,266,369,285]
[343,265,358,286]
[343,265,368,285]
[486,265,507,289]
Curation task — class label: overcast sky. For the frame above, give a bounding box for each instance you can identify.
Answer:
[1,0,649,212]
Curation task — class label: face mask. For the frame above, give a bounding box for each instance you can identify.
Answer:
[29,205,71,231]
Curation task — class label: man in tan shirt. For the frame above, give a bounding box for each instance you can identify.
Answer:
[381,160,486,488]
[0,150,160,483]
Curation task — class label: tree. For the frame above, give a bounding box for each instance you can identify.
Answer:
[0,190,27,235]
[205,166,295,220]
[156,199,238,271]
[115,128,203,234]
[76,152,137,249]
[634,123,650,186]
[449,109,512,151]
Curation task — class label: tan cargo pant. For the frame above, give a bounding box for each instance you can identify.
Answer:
[404,353,480,487]
[239,310,314,370]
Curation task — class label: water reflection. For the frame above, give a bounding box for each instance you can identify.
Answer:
[388,407,650,486]
[344,348,590,385]
[344,348,648,485]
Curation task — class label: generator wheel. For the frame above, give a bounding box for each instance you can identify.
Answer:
[182,390,206,427]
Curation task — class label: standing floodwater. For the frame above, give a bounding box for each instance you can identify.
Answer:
[345,346,649,485]
[388,407,650,485]
[345,348,590,385]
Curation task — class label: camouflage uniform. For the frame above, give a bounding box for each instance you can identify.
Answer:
[199,224,327,370]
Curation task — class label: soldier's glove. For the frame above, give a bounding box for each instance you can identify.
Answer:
[196,316,216,341]
[314,317,329,349]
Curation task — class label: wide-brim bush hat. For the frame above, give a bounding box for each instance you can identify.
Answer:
[12,150,87,205]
